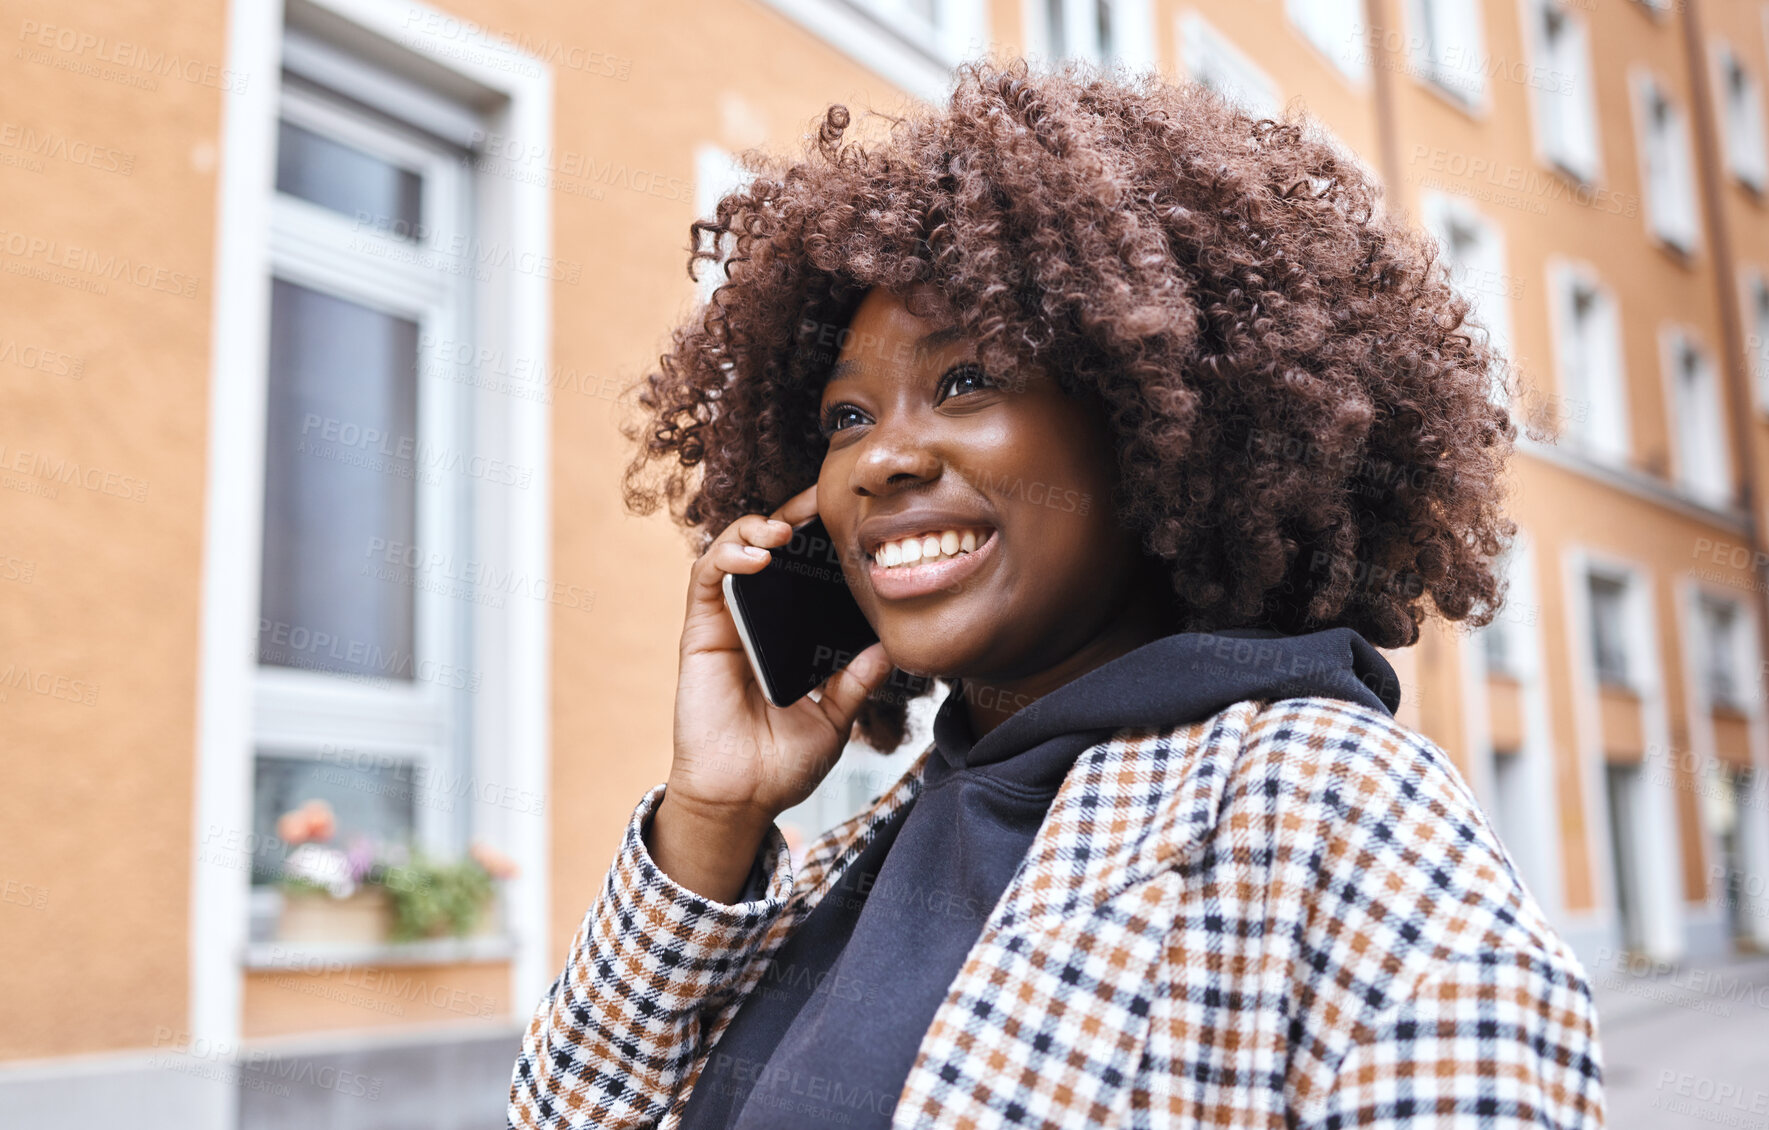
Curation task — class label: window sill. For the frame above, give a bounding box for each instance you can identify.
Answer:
[244,933,516,970]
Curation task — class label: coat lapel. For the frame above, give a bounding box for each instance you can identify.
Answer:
[890,702,1260,1129]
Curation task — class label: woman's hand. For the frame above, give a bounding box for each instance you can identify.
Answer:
[647,484,894,901]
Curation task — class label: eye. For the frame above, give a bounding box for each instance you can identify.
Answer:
[818,403,867,437]
[937,363,993,402]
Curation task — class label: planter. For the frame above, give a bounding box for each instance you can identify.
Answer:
[276,886,392,944]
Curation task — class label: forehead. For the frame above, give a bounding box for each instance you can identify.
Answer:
[820,290,969,390]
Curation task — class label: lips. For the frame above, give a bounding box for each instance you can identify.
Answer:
[866,528,999,600]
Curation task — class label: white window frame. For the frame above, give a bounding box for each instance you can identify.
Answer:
[1696,591,1749,711]
[1713,39,1769,193]
[1660,326,1731,508]
[254,69,474,872]
[1406,0,1488,111]
[751,0,990,101]
[1675,575,1769,948]
[1740,267,1769,412]
[1546,258,1630,465]
[1176,10,1284,119]
[193,0,553,1048]
[693,145,753,308]
[1563,548,1682,962]
[1521,0,1601,184]
[1285,0,1369,84]
[1631,68,1703,255]
[1460,534,1564,919]
[1024,0,1158,70]
[1419,192,1515,379]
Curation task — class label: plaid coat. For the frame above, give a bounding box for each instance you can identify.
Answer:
[508,696,1605,1128]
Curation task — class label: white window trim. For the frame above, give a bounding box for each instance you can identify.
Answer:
[752,0,989,102]
[1739,266,1769,413]
[1561,548,1683,961]
[1175,9,1284,119]
[1712,38,1769,194]
[194,0,553,1049]
[1405,0,1491,115]
[256,75,475,870]
[1675,578,1769,947]
[1659,324,1732,509]
[1630,66,1703,256]
[1418,191,1515,366]
[1284,0,1370,86]
[693,144,753,309]
[1023,0,1159,71]
[1518,0,1603,185]
[1544,257,1630,466]
[1459,534,1565,919]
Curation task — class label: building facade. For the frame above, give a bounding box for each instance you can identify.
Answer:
[2,0,1766,1125]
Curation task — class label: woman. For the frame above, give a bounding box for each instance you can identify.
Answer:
[508,62,1603,1129]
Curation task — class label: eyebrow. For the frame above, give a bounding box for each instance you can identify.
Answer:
[823,325,968,385]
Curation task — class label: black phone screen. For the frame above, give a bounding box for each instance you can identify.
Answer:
[722,515,881,708]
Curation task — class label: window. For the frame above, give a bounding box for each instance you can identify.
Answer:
[1407,0,1486,106]
[1744,270,1769,410]
[1528,0,1600,182]
[1549,262,1629,463]
[1716,43,1768,192]
[1420,193,1514,398]
[1699,594,1745,710]
[1588,571,1631,688]
[1665,330,1731,506]
[1031,0,1155,68]
[693,145,752,307]
[749,0,988,101]
[1177,11,1283,118]
[1286,0,1368,82]
[251,36,479,912]
[1604,761,1646,949]
[1634,72,1702,253]
[1482,613,1516,675]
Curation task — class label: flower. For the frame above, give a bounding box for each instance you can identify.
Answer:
[344,836,378,884]
[276,799,336,846]
[469,840,519,880]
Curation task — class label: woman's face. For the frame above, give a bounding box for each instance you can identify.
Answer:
[815,287,1164,692]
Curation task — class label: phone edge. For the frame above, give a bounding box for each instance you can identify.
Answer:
[721,569,796,709]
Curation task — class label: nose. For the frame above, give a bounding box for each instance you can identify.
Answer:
[849,413,942,497]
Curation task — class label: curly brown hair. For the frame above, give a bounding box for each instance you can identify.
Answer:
[621,60,1517,752]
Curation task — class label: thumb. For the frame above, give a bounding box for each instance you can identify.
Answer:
[811,641,895,735]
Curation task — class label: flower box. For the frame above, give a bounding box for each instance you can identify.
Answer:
[276,885,391,944]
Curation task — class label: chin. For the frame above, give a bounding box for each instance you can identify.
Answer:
[873,633,970,683]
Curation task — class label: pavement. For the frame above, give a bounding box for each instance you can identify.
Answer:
[1590,949,1769,1129]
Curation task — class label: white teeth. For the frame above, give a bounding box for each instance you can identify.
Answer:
[872,528,988,569]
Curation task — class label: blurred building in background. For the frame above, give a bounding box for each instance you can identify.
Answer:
[5,0,1769,1126]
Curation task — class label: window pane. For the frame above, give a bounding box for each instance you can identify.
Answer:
[259,278,419,678]
[276,119,423,239]
[1588,574,1628,685]
[251,751,419,885]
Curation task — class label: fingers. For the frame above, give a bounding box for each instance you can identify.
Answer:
[688,513,794,608]
[768,483,819,528]
[810,641,894,735]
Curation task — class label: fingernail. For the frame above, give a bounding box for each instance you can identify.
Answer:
[743,546,768,558]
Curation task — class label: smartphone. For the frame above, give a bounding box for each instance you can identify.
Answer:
[722,515,880,708]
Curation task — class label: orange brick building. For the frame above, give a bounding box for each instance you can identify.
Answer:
[3,0,1766,1124]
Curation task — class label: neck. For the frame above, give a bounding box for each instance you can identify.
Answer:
[959,572,1179,739]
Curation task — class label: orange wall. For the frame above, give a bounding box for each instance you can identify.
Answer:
[0,0,230,1057]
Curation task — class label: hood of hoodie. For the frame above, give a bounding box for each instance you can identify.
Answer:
[932,625,1401,786]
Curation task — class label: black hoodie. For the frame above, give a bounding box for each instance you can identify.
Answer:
[675,626,1401,1130]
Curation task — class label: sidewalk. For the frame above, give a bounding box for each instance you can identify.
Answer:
[1590,949,1769,1129]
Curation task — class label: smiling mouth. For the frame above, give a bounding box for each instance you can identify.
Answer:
[864,526,994,569]
[865,528,999,600]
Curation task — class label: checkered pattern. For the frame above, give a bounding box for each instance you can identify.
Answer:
[508,697,1604,1129]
